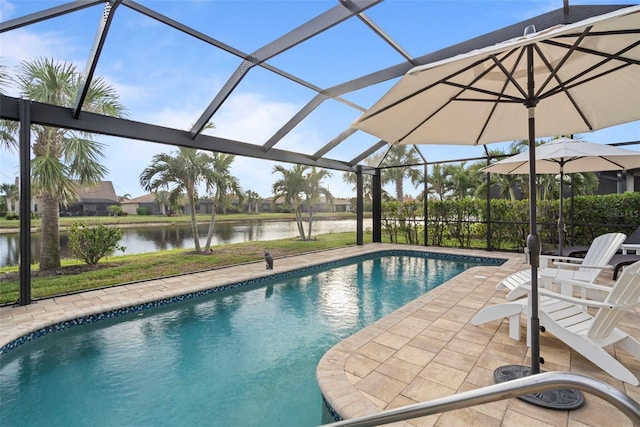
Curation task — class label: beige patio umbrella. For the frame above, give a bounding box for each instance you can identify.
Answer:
[353,4,640,409]
[482,137,640,254]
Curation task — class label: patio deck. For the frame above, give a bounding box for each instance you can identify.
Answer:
[1,243,638,426]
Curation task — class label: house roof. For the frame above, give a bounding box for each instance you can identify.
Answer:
[122,193,157,204]
[333,198,352,206]
[72,181,118,204]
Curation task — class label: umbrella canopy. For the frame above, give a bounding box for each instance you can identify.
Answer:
[481,137,640,175]
[482,137,640,254]
[352,4,640,408]
[352,6,640,145]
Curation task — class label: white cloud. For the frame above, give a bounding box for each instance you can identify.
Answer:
[209,92,298,144]
[143,107,203,131]
[105,78,151,110]
[0,0,16,21]
[0,29,75,66]
[103,137,168,197]
[232,157,278,197]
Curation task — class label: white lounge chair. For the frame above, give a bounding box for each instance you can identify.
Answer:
[472,261,640,385]
[498,232,627,301]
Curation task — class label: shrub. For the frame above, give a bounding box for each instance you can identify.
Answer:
[136,207,150,215]
[108,205,124,216]
[5,211,19,220]
[67,222,126,266]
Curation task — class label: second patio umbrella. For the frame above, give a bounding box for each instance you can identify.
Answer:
[481,137,640,254]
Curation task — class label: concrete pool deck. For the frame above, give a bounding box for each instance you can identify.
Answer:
[1,243,638,426]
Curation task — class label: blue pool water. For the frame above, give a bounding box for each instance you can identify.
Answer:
[0,252,500,426]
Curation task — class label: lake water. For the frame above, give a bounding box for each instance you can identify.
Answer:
[0,219,372,267]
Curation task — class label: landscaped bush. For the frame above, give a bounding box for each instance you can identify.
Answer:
[67,222,126,266]
[379,200,424,245]
[108,205,124,217]
[5,211,19,220]
[136,207,150,215]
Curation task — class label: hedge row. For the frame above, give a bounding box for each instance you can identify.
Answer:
[382,192,639,251]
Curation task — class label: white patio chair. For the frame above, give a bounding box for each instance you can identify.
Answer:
[472,261,640,385]
[499,232,627,301]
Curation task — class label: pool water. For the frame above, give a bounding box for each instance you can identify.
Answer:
[0,254,494,426]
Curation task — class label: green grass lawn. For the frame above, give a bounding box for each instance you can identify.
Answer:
[0,231,370,304]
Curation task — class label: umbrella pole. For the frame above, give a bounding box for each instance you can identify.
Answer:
[525,45,541,377]
[493,43,584,410]
[558,166,564,255]
[526,109,541,378]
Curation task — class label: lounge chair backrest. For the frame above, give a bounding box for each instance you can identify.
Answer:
[574,233,627,282]
[589,261,640,338]
[624,225,640,245]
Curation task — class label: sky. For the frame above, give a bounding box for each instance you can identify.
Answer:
[1,0,639,200]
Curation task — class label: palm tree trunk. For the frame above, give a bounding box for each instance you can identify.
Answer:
[188,188,201,252]
[39,192,61,270]
[395,179,403,202]
[203,201,217,251]
[307,207,314,240]
[295,205,306,240]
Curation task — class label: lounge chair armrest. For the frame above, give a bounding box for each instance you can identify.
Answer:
[537,288,638,310]
[546,255,584,263]
[551,261,612,270]
[536,288,614,309]
[553,277,612,293]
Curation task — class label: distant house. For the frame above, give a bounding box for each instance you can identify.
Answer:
[61,181,119,216]
[121,193,163,215]
[260,195,351,213]
[192,195,242,215]
[189,198,213,215]
[332,198,353,212]
[261,196,285,213]
[595,169,639,195]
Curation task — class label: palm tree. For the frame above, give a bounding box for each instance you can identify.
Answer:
[445,161,484,200]
[426,164,451,200]
[244,190,261,214]
[342,153,391,205]
[380,145,422,201]
[13,58,126,270]
[304,167,333,240]
[272,164,309,240]
[342,171,370,202]
[0,183,19,213]
[140,147,211,252]
[153,190,174,215]
[0,63,18,151]
[202,152,241,252]
[479,148,525,201]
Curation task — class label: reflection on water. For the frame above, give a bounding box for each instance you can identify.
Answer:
[0,219,372,267]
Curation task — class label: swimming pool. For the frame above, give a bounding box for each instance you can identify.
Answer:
[0,251,503,426]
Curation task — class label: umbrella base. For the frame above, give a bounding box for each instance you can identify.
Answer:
[494,365,585,410]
